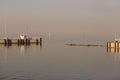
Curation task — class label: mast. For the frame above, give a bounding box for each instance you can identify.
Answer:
[4,24,7,38]
[48,32,51,40]
[26,25,28,35]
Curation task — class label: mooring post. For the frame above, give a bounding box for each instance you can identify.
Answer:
[8,39,12,46]
[36,39,38,45]
[21,39,24,45]
[4,39,7,45]
[40,38,42,46]
[18,39,20,45]
[107,42,111,48]
[26,39,30,45]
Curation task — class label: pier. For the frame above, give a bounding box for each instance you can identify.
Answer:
[0,34,42,46]
[107,42,120,48]
[0,38,42,46]
[107,41,120,53]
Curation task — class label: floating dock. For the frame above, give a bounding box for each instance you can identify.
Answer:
[107,42,120,48]
[0,34,42,46]
[0,38,42,46]
[107,41,120,53]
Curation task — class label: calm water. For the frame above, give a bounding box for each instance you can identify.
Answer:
[0,44,120,80]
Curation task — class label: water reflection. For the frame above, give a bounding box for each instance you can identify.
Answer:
[19,45,27,56]
[4,46,8,64]
[107,48,120,53]
[1,44,120,80]
[0,44,42,65]
[0,44,42,56]
[107,47,120,62]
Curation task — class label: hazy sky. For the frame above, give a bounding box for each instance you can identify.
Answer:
[0,0,120,43]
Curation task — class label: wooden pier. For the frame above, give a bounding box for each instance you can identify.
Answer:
[107,41,120,53]
[107,42,120,48]
[0,38,42,46]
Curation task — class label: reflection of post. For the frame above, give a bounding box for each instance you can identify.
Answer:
[4,46,8,64]
[20,45,25,56]
[107,47,110,53]
[107,47,120,62]
[40,38,42,46]
[107,48,119,53]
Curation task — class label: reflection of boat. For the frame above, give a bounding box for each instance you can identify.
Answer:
[0,34,42,45]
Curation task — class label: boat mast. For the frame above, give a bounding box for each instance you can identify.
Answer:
[4,24,7,38]
[48,32,51,40]
[26,25,28,35]
[115,32,116,39]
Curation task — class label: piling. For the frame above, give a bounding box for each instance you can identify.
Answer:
[36,39,39,45]
[40,38,42,46]
[18,39,20,45]
[18,39,24,45]
[26,39,30,45]
[4,39,7,45]
[107,42,111,48]
[8,39,12,45]
[20,39,24,45]
[4,39,12,46]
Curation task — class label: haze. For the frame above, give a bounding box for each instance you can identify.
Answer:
[0,0,120,43]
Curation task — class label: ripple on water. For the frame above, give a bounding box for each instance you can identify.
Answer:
[0,73,33,80]
[32,73,93,80]
[0,73,11,80]
[0,73,93,80]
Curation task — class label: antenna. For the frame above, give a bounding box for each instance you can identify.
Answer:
[115,32,117,41]
[115,32,120,41]
[48,32,51,40]
[115,32,116,38]
[26,25,28,35]
[4,24,7,38]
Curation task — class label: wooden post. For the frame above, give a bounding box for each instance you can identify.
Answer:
[8,39,12,46]
[40,38,42,46]
[4,39,7,45]
[21,39,24,45]
[26,39,30,45]
[36,39,39,45]
[107,42,111,48]
[18,39,21,45]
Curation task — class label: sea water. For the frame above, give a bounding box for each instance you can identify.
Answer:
[0,44,120,80]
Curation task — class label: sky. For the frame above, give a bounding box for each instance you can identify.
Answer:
[0,0,120,43]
